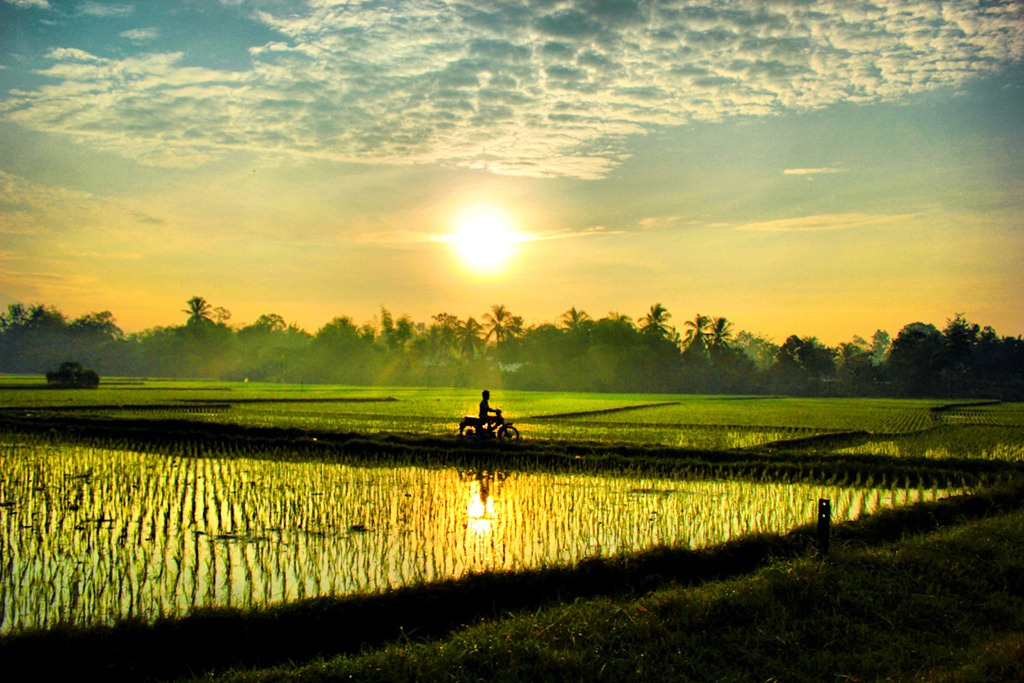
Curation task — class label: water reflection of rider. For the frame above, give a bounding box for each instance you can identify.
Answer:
[479,390,503,430]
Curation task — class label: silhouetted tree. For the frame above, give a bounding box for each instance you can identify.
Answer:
[559,307,592,333]
[183,296,213,327]
[583,316,644,391]
[458,317,485,360]
[235,314,310,381]
[483,304,523,345]
[6,300,1023,397]
[709,317,734,352]
[887,322,944,397]
[0,303,72,373]
[425,313,461,362]
[605,311,632,324]
[66,311,131,374]
[771,335,836,395]
[640,303,672,338]
[309,316,376,384]
[869,330,891,365]
[683,313,711,352]
[377,307,415,356]
[247,313,287,333]
[836,338,876,395]
[733,330,777,372]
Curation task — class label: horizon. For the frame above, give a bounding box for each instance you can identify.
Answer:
[2,1,1022,348]
[0,292,1007,349]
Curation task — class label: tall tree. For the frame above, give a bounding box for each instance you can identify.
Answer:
[772,335,837,395]
[836,338,875,395]
[887,322,944,397]
[458,317,485,359]
[869,329,891,365]
[604,312,633,325]
[183,296,213,327]
[0,303,70,373]
[683,313,711,351]
[709,316,734,351]
[213,306,232,325]
[483,304,523,345]
[559,307,591,332]
[640,303,673,338]
[427,313,461,360]
[248,313,287,333]
[309,316,376,384]
[733,330,777,372]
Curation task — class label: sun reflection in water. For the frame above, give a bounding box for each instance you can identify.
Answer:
[466,471,497,536]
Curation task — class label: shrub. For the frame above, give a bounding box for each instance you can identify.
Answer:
[45,361,100,388]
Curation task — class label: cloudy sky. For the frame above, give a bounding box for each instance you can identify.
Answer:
[1,0,1022,343]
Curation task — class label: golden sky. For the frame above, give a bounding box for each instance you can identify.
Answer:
[1,0,1022,344]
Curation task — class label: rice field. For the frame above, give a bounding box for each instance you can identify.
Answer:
[833,425,1024,461]
[1,378,1022,634]
[7,379,1004,451]
[0,434,960,633]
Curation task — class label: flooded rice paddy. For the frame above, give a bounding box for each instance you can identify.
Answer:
[0,439,957,632]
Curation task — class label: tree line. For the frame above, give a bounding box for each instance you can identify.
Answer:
[1,297,1021,399]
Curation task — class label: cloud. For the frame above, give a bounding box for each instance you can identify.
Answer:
[4,0,50,8]
[121,28,158,42]
[735,213,917,233]
[361,224,619,248]
[0,169,168,243]
[75,250,145,259]
[3,1,1022,177]
[77,2,133,17]
[523,226,625,241]
[783,168,847,176]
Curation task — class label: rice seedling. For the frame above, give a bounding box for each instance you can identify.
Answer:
[2,381,1020,640]
[834,424,1024,461]
[0,432,964,633]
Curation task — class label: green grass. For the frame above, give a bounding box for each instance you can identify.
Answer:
[6,379,1021,452]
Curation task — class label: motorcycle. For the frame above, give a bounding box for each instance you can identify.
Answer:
[459,409,520,441]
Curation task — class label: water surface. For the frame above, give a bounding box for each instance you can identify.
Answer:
[0,440,953,631]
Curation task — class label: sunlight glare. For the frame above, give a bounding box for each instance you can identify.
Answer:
[452,210,518,272]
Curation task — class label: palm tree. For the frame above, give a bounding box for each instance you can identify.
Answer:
[183,296,213,327]
[640,303,672,337]
[458,317,485,359]
[604,312,633,324]
[483,304,523,345]
[559,307,591,332]
[683,313,711,351]
[709,317,734,351]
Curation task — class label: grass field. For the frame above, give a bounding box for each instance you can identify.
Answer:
[4,376,1020,453]
[1,376,1022,681]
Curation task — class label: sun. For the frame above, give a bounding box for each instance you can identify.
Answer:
[451,209,518,272]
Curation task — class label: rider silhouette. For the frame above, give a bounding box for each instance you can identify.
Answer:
[479,390,503,430]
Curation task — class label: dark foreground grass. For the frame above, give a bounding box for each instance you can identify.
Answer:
[195,503,1024,683]
[2,480,1022,682]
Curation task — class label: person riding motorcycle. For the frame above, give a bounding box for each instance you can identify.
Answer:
[479,390,503,431]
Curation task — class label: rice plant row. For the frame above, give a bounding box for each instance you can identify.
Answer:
[0,433,964,633]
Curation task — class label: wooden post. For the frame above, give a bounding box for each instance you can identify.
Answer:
[817,498,831,555]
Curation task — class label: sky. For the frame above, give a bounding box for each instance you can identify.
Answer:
[1,0,1022,345]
